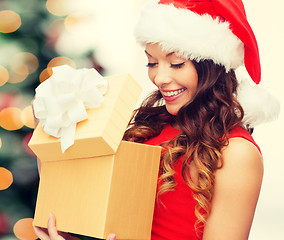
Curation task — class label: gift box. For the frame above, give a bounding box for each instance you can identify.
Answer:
[29,72,161,240]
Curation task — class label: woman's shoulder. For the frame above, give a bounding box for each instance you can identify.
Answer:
[228,126,261,154]
[221,128,263,180]
[224,136,262,166]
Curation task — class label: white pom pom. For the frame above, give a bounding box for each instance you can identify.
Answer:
[236,72,280,127]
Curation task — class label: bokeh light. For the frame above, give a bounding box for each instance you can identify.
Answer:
[0,66,9,87]
[39,68,52,83]
[13,218,38,240]
[46,19,65,48]
[11,52,39,74]
[8,68,29,84]
[21,106,34,129]
[64,12,93,34]
[0,107,24,131]
[0,167,13,190]
[45,56,76,79]
[46,0,75,16]
[8,52,39,84]
[40,55,77,83]
[0,93,15,110]
[47,56,76,72]
[0,212,11,236]
[0,92,33,112]
[0,10,21,33]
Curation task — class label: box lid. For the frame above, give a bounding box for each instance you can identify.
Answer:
[28,74,142,161]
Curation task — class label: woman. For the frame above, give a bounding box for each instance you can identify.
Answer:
[34,0,279,239]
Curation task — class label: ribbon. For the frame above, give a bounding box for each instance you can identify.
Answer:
[33,65,108,153]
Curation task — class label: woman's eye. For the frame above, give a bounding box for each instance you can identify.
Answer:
[171,62,185,69]
[146,63,157,68]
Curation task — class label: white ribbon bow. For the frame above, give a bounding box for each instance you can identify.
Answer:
[33,65,108,153]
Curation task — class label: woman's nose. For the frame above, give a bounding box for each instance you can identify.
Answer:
[153,67,171,87]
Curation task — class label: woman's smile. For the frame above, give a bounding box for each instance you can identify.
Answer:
[160,87,186,97]
[160,87,187,103]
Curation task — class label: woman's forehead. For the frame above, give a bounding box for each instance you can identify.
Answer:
[145,43,186,60]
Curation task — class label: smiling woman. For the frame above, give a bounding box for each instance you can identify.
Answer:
[125,0,278,239]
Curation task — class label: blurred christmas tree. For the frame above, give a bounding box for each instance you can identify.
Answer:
[0,0,104,239]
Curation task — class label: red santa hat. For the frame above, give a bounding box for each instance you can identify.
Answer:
[134,0,280,127]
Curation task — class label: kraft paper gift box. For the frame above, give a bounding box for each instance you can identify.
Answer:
[29,73,162,240]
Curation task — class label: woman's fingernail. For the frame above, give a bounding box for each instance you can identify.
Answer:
[108,234,116,240]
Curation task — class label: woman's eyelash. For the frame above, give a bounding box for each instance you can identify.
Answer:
[146,62,185,68]
[146,63,157,68]
[171,63,185,68]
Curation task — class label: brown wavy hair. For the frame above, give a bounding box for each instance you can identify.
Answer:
[123,59,245,233]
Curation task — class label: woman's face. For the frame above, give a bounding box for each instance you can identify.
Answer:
[145,43,198,115]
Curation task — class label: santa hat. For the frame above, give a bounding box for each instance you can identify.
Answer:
[134,0,280,127]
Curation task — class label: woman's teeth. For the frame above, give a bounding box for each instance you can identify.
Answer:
[162,88,186,97]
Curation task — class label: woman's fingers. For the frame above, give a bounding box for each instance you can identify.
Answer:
[47,213,65,240]
[35,213,116,240]
[33,225,50,240]
[106,233,116,240]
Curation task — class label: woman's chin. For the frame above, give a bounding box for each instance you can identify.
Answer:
[165,106,180,116]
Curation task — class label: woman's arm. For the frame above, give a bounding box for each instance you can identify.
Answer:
[203,137,263,240]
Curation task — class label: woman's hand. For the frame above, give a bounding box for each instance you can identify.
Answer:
[33,214,80,240]
[33,213,116,240]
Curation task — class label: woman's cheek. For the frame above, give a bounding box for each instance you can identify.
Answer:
[148,70,155,84]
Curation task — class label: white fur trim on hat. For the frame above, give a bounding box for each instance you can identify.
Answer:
[134,1,244,71]
[236,69,281,127]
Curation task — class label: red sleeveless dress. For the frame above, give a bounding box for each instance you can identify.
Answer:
[144,124,260,240]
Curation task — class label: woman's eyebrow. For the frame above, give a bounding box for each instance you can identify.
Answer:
[145,50,175,57]
[166,52,175,57]
[145,50,152,57]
